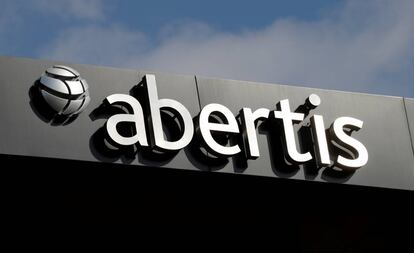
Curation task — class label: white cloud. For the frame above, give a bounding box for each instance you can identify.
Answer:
[0,0,105,53]
[39,25,147,66]
[39,0,414,96]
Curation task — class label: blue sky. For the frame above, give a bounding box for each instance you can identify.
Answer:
[1,0,413,97]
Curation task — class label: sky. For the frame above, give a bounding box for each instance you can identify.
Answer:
[1,0,414,97]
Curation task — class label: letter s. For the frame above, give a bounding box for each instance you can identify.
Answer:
[330,117,368,170]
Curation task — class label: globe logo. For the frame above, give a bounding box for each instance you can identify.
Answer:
[38,65,90,116]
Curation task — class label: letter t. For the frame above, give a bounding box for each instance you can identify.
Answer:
[272,99,312,164]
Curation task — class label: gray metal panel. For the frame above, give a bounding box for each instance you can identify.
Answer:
[0,56,207,172]
[196,76,414,190]
[0,56,413,190]
[404,98,414,156]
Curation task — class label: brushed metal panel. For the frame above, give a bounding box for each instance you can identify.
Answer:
[0,56,412,190]
[196,76,414,190]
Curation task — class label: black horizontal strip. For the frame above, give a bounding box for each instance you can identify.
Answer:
[38,82,86,100]
[45,72,79,81]
[74,96,86,114]
[53,66,79,77]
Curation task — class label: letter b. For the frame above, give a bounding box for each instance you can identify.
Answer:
[144,74,194,151]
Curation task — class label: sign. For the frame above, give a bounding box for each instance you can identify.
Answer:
[103,74,368,170]
[0,56,413,191]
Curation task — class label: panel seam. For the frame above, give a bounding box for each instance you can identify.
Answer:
[194,75,211,172]
[194,75,202,111]
[402,97,414,157]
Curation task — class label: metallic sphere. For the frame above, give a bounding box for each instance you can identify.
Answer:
[38,65,90,116]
